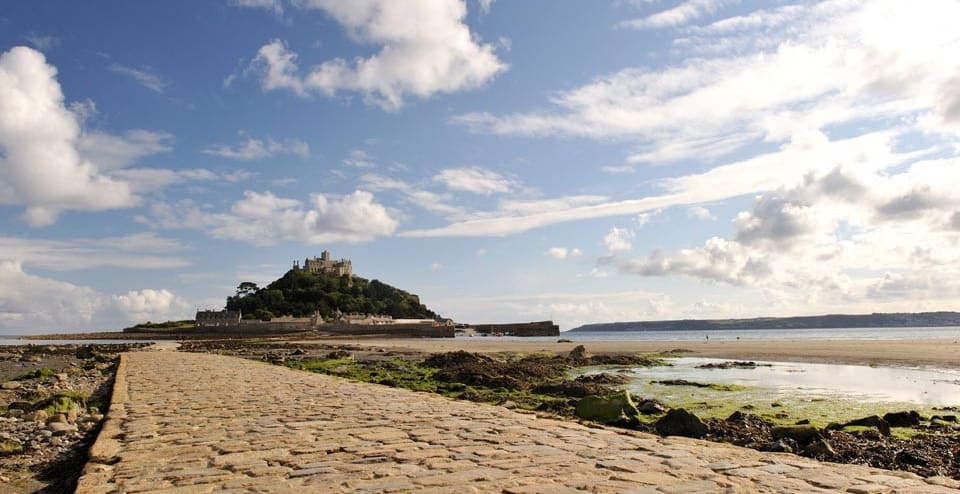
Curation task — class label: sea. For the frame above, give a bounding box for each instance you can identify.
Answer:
[2,325,959,346]
[463,325,960,342]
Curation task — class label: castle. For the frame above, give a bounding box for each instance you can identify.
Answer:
[293,250,353,277]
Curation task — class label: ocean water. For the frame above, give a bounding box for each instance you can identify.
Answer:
[468,326,960,342]
[0,338,155,346]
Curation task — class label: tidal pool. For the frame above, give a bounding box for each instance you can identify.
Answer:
[580,358,960,426]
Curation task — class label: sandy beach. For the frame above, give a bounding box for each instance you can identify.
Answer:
[308,336,960,370]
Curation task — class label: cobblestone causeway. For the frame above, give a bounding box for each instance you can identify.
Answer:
[76,351,960,493]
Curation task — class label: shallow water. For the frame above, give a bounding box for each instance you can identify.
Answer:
[0,338,155,346]
[581,357,960,424]
[473,326,960,342]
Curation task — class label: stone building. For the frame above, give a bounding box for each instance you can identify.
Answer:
[293,250,353,277]
[195,309,241,329]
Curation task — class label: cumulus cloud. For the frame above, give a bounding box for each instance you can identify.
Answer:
[0,260,190,333]
[0,46,136,226]
[688,206,715,220]
[603,227,634,252]
[433,166,513,195]
[202,136,309,161]
[248,0,507,109]
[614,158,960,306]
[546,247,581,259]
[150,190,398,245]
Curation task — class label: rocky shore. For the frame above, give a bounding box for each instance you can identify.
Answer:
[0,343,148,493]
[181,340,960,481]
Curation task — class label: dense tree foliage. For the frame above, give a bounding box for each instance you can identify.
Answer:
[225,269,437,321]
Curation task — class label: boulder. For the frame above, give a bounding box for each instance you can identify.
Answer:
[803,439,836,457]
[48,422,78,436]
[933,415,958,423]
[655,408,708,438]
[75,346,95,359]
[567,345,590,362]
[766,438,798,453]
[574,390,640,423]
[835,415,891,436]
[883,410,921,427]
[771,425,819,445]
[1,381,21,390]
[638,400,666,415]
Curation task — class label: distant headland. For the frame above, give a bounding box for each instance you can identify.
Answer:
[570,311,960,332]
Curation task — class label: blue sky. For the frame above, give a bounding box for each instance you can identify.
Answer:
[2,0,960,334]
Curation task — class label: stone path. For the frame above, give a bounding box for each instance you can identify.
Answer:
[77,351,960,494]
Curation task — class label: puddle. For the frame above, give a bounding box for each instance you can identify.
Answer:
[579,358,960,425]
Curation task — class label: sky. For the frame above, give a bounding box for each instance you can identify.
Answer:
[1,0,960,334]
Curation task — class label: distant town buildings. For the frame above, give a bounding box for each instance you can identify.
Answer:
[293,250,353,277]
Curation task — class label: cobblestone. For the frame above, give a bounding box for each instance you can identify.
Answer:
[77,351,960,493]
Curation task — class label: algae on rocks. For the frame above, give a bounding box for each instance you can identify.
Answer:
[574,390,640,424]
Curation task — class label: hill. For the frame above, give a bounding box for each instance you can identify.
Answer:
[224,269,437,321]
[570,311,960,332]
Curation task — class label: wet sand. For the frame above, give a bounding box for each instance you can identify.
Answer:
[307,336,960,370]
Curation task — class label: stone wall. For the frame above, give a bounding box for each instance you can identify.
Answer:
[469,321,560,337]
[321,323,453,338]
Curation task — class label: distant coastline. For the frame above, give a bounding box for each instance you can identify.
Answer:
[570,311,960,332]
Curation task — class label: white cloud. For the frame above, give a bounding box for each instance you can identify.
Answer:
[77,130,173,170]
[361,173,465,219]
[24,33,59,51]
[688,206,715,220]
[109,64,169,94]
[0,260,191,333]
[343,149,378,168]
[455,0,960,164]
[0,233,190,271]
[249,0,507,110]
[619,0,738,30]
[614,158,960,308]
[433,166,513,195]
[477,0,495,14]
[150,190,398,245]
[202,136,309,161]
[429,262,443,272]
[230,0,283,15]
[0,46,136,226]
[547,247,583,259]
[603,226,634,252]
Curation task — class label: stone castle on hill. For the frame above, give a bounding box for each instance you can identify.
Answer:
[293,250,352,277]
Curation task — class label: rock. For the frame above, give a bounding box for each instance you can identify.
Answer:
[55,373,68,382]
[574,390,640,423]
[48,413,68,424]
[803,439,836,457]
[557,338,573,343]
[48,422,77,435]
[7,401,33,411]
[567,345,589,362]
[766,438,798,453]
[66,407,79,422]
[835,415,891,436]
[655,408,708,438]
[638,400,666,414]
[75,346,95,359]
[771,425,819,445]
[500,400,519,409]
[28,410,48,422]
[932,415,958,423]
[6,409,24,419]
[883,410,921,427]
[1,381,21,390]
